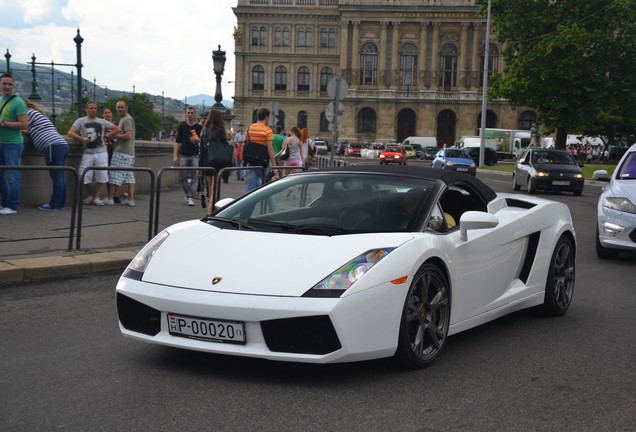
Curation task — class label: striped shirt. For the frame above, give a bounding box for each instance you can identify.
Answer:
[247,122,273,146]
[27,110,68,154]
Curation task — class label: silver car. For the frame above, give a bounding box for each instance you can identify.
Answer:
[592,143,636,259]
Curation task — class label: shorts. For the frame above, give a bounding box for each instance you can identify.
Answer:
[109,152,136,185]
[284,159,302,167]
[79,152,109,184]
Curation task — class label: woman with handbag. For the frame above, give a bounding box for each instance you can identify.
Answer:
[280,126,303,177]
[300,127,317,169]
[200,109,232,215]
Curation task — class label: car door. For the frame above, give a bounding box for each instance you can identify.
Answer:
[514,150,531,187]
[439,185,527,324]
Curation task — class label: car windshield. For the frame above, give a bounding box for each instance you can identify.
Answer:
[386,147,402,152]
[411,144,422,150]
[213,173,434,234]
[616,152,636,179]
[532,151,577,165]
[445,149,469,159]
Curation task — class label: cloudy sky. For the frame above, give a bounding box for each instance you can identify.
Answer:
[0,0,238,102]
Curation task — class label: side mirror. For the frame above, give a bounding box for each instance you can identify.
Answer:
[460,211,499,241]
[214,197,235,210]
[592,169,610,182]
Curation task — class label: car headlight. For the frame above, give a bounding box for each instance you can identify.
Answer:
[536,171,549,177]
[303,248,395,298]
[123,230,170,280]
[470,162,476,168]
[602,197,636,214]
[574,173,584,179]
[446,161,455,166]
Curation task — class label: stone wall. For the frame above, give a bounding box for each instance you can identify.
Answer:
[19,138,179,206]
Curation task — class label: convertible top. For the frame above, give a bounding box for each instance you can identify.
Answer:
[309,164,497,203]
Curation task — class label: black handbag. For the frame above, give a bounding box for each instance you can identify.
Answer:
[243,126,270,167]
[200,128,233,169]
[279,142,290,160]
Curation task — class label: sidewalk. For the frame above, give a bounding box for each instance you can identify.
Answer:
[0,175,250,284]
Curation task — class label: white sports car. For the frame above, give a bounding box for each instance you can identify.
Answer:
[116,166,576,369]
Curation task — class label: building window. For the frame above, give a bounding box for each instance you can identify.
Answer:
[399,43,418,86]
[479,44,499,86]
[275,66,287,91]
[358,107,376,133]
[360,43,378,86]
[328,29,336,47]
[252,26,267,46]
[320,28,336,48]
[252,109,258,124]
[320,67,333,92]
[277,110,285,130]
[439,43,458,91]
[298,27,312,47]
[518,111,537,130]
[297,66,310,91]
[320,112,329,132]
[252,65,264,90]
[298,111,308,129]
[274,27,289,46]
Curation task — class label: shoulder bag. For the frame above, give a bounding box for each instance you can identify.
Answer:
[243,126,270,167]
[200,127,233,169]
[279,141,290,160]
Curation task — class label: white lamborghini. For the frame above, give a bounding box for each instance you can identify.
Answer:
[116,165,576,369]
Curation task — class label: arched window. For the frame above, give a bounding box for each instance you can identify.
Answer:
[439,43,458,90]
[298,111,308,129]
[328,28,336,47]
[320,28,328,47]
[298,27,313,47]
[277,110,286,130]
[282,27,289,46]
[252,65,264,90]
[480,44,500,86]
[275,27,283,46]
[400,43,418,86]
[251,26,259,46]
[260,26,267,46]
[252,26,267,46]
[297,66,310,91]
[320,67,333,92]
[518,111,537,130]
[358,107,376,133]
[360,43,378,86]
[320,112,329,132]
[275,66,287,91]
[321,28,336,48]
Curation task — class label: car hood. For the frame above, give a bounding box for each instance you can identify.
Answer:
[140,221,414,296]
[532,163,582,173]
[606,178,636,201]
[445,157,474,166]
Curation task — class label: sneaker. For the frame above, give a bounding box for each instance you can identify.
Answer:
[0,207,17,215]
[121,199,135,207]
[114,197,122,204]
[187,197,195,206]
[102,198,115,205]
[38,204,59,211]
[93,198,104,206]
[83,196,94,205]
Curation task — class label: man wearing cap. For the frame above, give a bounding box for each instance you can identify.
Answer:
[233,123,246,181]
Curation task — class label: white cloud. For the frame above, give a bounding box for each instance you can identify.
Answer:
[1,0,237,101]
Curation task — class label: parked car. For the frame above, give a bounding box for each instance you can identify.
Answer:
[116,165,576,369]
[345,142,362,157]
[423,145,438,160]
[512,149,584,196]
[432,147,477,176]
[314,140,329,155]
[402,144,416,159]
[410,143,423,159]
[592,143,636,259]
[379,146,407,165]
[464,147,498,166]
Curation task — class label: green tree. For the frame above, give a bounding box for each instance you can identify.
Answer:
[478,0,636,148]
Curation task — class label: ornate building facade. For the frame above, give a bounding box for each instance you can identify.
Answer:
[232,0,537,145]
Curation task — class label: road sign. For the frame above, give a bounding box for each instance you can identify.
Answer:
[327,78,349,100]
[325,101,345,124]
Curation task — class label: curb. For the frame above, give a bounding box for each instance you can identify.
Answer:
[0,250,137,285]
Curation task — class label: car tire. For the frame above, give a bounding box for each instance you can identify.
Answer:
[595,227,619,259]
[537,235,575,316]
[512,174,521,191]
[528,177,537,194]
[394,263,450,369]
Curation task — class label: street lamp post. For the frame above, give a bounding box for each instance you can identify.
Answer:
[4,49,11,73]
[28,53,42,101]
[74,29,84,118]
[93,78,96,101]
[161,90,165,139]
[212,45,226,109]
[50,61,57,125]
[478,0,492,168]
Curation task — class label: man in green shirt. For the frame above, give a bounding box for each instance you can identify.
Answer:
[0,73,28,215]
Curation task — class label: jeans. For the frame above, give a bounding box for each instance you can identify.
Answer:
[245,163,264,192]
[0,143,24,211]
[45,144,69,209]
[235,160,245,180]
[179,155,199,198]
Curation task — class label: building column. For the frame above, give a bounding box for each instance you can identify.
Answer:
[390,21,400,87]
[459,22,469,89]
[351,21,360,88]
[339,21,349,77]
[418,22,428,88]
[430,22,440,89]
[379,21,388,87]
[471,22,481,90]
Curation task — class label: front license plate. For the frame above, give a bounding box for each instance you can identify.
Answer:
[168,313,246,344]
[552,180,570,186]
[457,167,468,172]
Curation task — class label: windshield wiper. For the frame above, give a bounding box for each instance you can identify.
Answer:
[204,216,255,230]
[247,219,351,236]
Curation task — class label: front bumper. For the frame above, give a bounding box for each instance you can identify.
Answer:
[534,177,584,192]
[597,206,636,251]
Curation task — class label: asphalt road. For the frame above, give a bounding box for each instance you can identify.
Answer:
[1,172,635,432]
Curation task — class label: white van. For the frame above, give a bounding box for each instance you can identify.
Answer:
[402,137,437,160]
[458,136,497,150]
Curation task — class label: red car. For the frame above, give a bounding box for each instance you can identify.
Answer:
[379,146,407,165]
[345,142,362,157]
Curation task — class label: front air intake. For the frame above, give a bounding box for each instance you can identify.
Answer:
[261,315,341,355]
[117,293,161,336]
